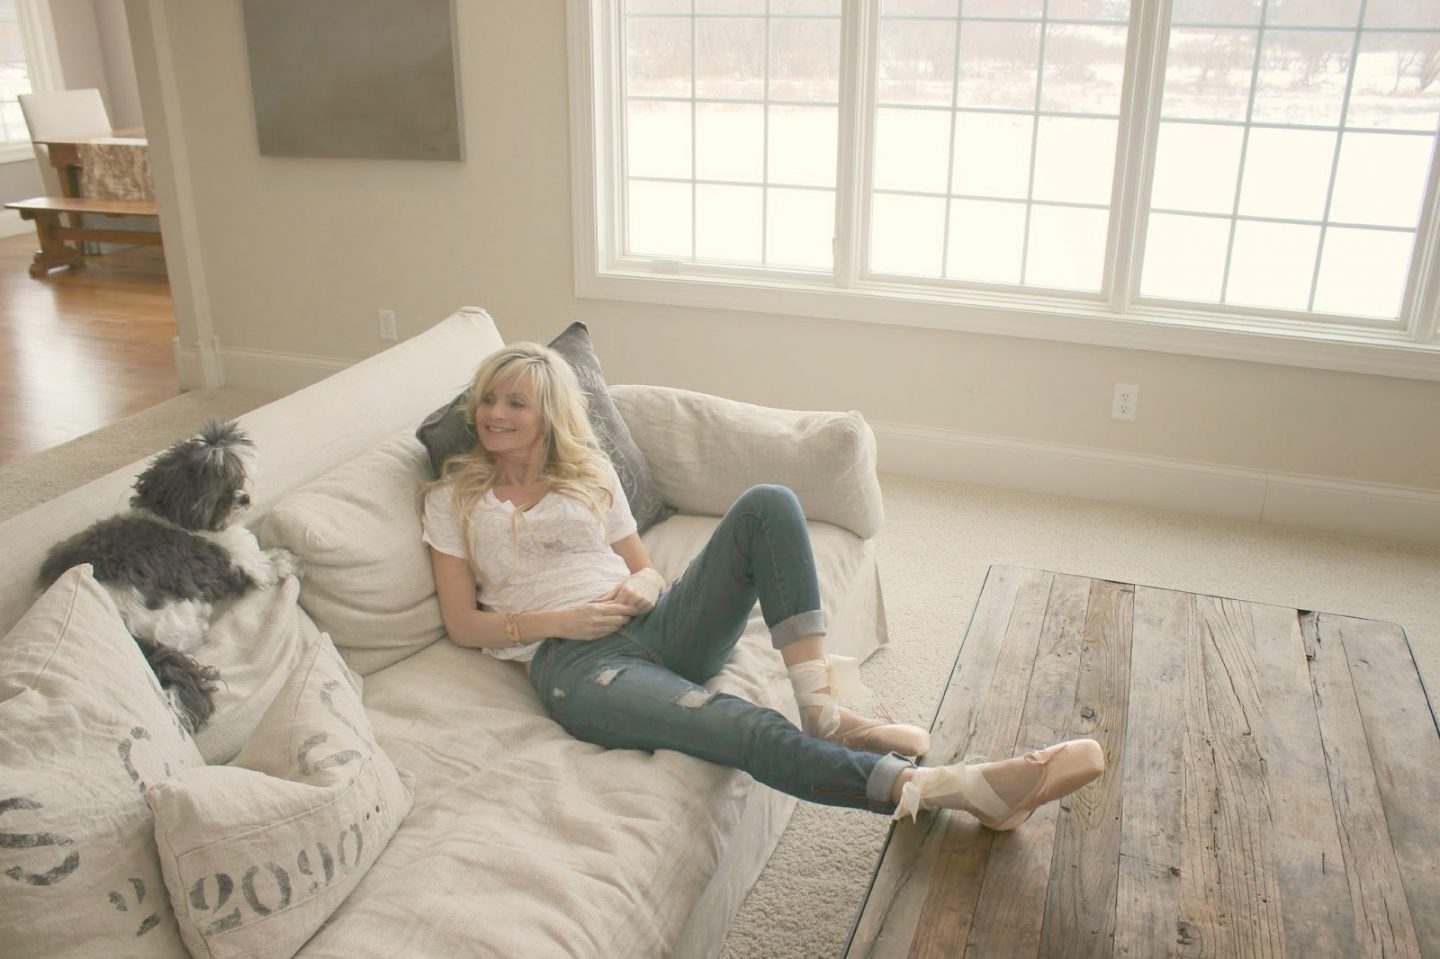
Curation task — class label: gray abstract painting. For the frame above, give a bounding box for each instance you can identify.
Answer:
[242,0,464,161]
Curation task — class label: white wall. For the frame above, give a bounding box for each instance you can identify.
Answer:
[131,1,1440,538]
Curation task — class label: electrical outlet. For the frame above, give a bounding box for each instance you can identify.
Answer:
[1112,383,1138,421]
[377,309,398,342]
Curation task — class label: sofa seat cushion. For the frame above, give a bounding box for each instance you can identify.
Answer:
[298,624,786,958]
[289,512,876,958]
[0,565,204,959]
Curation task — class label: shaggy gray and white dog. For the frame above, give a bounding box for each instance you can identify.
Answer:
[38,419,296,732]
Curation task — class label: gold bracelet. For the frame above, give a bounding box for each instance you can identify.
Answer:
[504,610,526,647]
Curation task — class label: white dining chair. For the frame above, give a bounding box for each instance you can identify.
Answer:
[18,89,112,198]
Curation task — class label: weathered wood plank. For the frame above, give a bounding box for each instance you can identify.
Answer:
[964,572,1091,958]
[1177,596,1287,957]
[846,565,1029,959]
[1040,579,1131,958]
[1247,603,1358,957]
[908,567,1057,957]
[1337,615,1440,957]
[1114,587,1191,958]
[1307,614,1423,958]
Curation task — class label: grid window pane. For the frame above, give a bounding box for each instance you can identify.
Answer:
[698,0,766,12]
[769,105,838,187]
[1151,122,1243,214]
[769,17,841,101]
[771,0,842,13]
[628,180,693,257]
[1266,0,1360,28]
[1032,117,1117,205]
[966,0,1042,16]
[883,0,960,16]
[870,193,946,276]
[1313,227,1415,318]
[627,16,692,97]
[1237,127,1336,221]
[628,0,689,11]
[952,112,1032,199]
[1172,0,1262,26]
[1329,132,1434,228]
[1049,0,1130,19]
[873,107,951,194]
[695,103,763,183]
[1226,220,1320,310]
[1140,213,1230,302]
[1251,30,1352,127]
[1026,204,1108,291]
[627,100,692,179]
[1160,28,1258,121]
[622,4,841,271]
[946,199,1025,284]
[696,184,764,261]
[877,18,957,106]
[766,187,835,269]
[1348,34,1440,132]
[696,18,767,99]
[1041,25,1129,115]
[957,21,1041,111]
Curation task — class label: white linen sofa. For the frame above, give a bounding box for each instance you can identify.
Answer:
[0,307,889,958]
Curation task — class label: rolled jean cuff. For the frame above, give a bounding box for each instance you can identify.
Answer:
[769,609,826,649]
[865,752,914,807]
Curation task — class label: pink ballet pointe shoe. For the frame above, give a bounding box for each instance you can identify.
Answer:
[787,655,931,757]
[830,705,931,757]
[893,738,1105,831]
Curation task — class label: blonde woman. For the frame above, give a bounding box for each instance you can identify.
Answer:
[422,343,1104,826]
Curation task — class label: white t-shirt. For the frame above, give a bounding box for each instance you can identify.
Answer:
[422,461,638,662]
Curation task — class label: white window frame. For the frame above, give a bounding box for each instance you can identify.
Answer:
[0,0,66,164]
[568,0,1440,381]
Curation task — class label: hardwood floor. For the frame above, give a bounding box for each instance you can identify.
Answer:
[0,231,177,465]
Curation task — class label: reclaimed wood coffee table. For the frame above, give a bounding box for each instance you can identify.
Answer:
[845,565,1440,958]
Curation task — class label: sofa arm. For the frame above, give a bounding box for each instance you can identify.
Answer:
[610,385,884,540]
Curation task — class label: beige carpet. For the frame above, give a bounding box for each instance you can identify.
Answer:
[4,392,1437,958]
[0,389,274,523]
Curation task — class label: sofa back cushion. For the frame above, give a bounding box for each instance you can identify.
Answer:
[610,384,884,539]
[0,565,204,958]
[262,432,442,676]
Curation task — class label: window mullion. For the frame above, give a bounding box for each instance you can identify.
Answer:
[833,0,873,289]
[1107,0,1171,314]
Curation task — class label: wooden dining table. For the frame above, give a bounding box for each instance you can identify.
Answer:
[32,127,151,202]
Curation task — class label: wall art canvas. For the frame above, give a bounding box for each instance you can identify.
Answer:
[241,0,464,161]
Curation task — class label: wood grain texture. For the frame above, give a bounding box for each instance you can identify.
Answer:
[0,232,176,464]
[846,567,1439,959]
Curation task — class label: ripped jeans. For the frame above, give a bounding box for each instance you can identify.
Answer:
[527,484,910,814]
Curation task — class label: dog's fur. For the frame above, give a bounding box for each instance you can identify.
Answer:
[37,419,296,732]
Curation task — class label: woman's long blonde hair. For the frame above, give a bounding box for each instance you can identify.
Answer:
[425,343,613,577]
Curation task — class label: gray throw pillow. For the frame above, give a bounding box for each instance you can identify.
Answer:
[415,322,673,534]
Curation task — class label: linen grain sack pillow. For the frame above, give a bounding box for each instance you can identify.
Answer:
[0,565,203,958]
[147,632,413,959]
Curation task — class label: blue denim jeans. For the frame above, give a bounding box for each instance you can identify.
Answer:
[528,485,909,813]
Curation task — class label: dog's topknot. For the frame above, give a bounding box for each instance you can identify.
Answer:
[131,419,256,531]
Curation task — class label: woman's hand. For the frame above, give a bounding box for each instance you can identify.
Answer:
[545,601,637,641]
[599,568,665,615]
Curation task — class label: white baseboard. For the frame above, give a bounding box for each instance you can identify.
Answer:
[872,421,1440,550]
[0,208,33,239]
